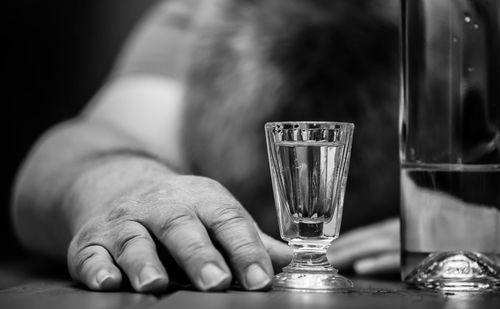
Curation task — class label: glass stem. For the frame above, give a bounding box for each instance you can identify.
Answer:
[284,240,337,273]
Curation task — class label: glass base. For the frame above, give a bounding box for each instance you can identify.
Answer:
[272,240,353,292]
[272,270,353,292]
[404,251,500,292]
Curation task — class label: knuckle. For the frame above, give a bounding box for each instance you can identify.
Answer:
[104,197,147,224]
[112,225,150,260]
[183,176,227,194]
[72,247,99,276]
[159,208,197,237]
[200,177,225,190]
[179,240,209,258]
[68,222,112,277]
[105,203,134,223]
[188,175,220,187]
[230,239,265,265]
[211,205,249,233]
[232,239,259,254]
[178,242,217,268]
[104,188,172,225]
[71,221,104,250]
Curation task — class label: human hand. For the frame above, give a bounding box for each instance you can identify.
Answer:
[328,218,400,275]
[66,159,291,293]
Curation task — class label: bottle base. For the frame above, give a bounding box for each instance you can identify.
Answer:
[404,251,500,292]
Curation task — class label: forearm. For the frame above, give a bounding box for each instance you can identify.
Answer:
[11,117,175,259]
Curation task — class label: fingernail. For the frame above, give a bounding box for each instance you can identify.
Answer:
[139,266,164,288]
[199,263,230,290]
[245,264,271,290]
[95,269,113,287]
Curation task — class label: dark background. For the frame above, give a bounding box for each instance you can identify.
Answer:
[4,0,156,258]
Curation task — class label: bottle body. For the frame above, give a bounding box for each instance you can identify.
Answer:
[400,0,500,291]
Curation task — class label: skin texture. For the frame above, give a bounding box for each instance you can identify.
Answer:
[12,0,401,293]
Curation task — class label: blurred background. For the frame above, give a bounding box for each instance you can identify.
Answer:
[4,0,157,258]
[5,0,401,259]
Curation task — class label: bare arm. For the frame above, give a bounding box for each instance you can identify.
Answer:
[12,1,290,293]
[12,76,185,258]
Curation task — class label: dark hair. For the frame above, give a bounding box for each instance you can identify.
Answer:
[184,0,401,234]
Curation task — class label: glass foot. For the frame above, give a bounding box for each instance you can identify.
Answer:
[272,239,353,292]
[405,251,500,291]
[272,270,353,292]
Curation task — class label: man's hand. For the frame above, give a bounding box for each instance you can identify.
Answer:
[65,156,291,293]
[328,218,400,275]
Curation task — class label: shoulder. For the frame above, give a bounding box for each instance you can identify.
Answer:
[110,0,206,80]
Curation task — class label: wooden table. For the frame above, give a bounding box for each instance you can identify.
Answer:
[1,258,499,309]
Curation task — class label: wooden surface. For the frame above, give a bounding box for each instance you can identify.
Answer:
[1,258,499,309]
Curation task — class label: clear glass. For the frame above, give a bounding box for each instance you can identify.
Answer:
[400,0,500,291]
[265,121,354,292]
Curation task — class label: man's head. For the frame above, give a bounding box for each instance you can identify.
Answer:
[184,0,401,233]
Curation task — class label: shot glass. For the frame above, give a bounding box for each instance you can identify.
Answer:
[265,121,354,291]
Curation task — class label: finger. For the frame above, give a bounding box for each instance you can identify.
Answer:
[68,244,122,291]
[195,195,273,291]
[329,232,397,266]
[109,221,169,293]
[148,207,232,291]
[259,232,292,273]
[334,218,399,251]
[353,251,400,275]
[328,218,399,267]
